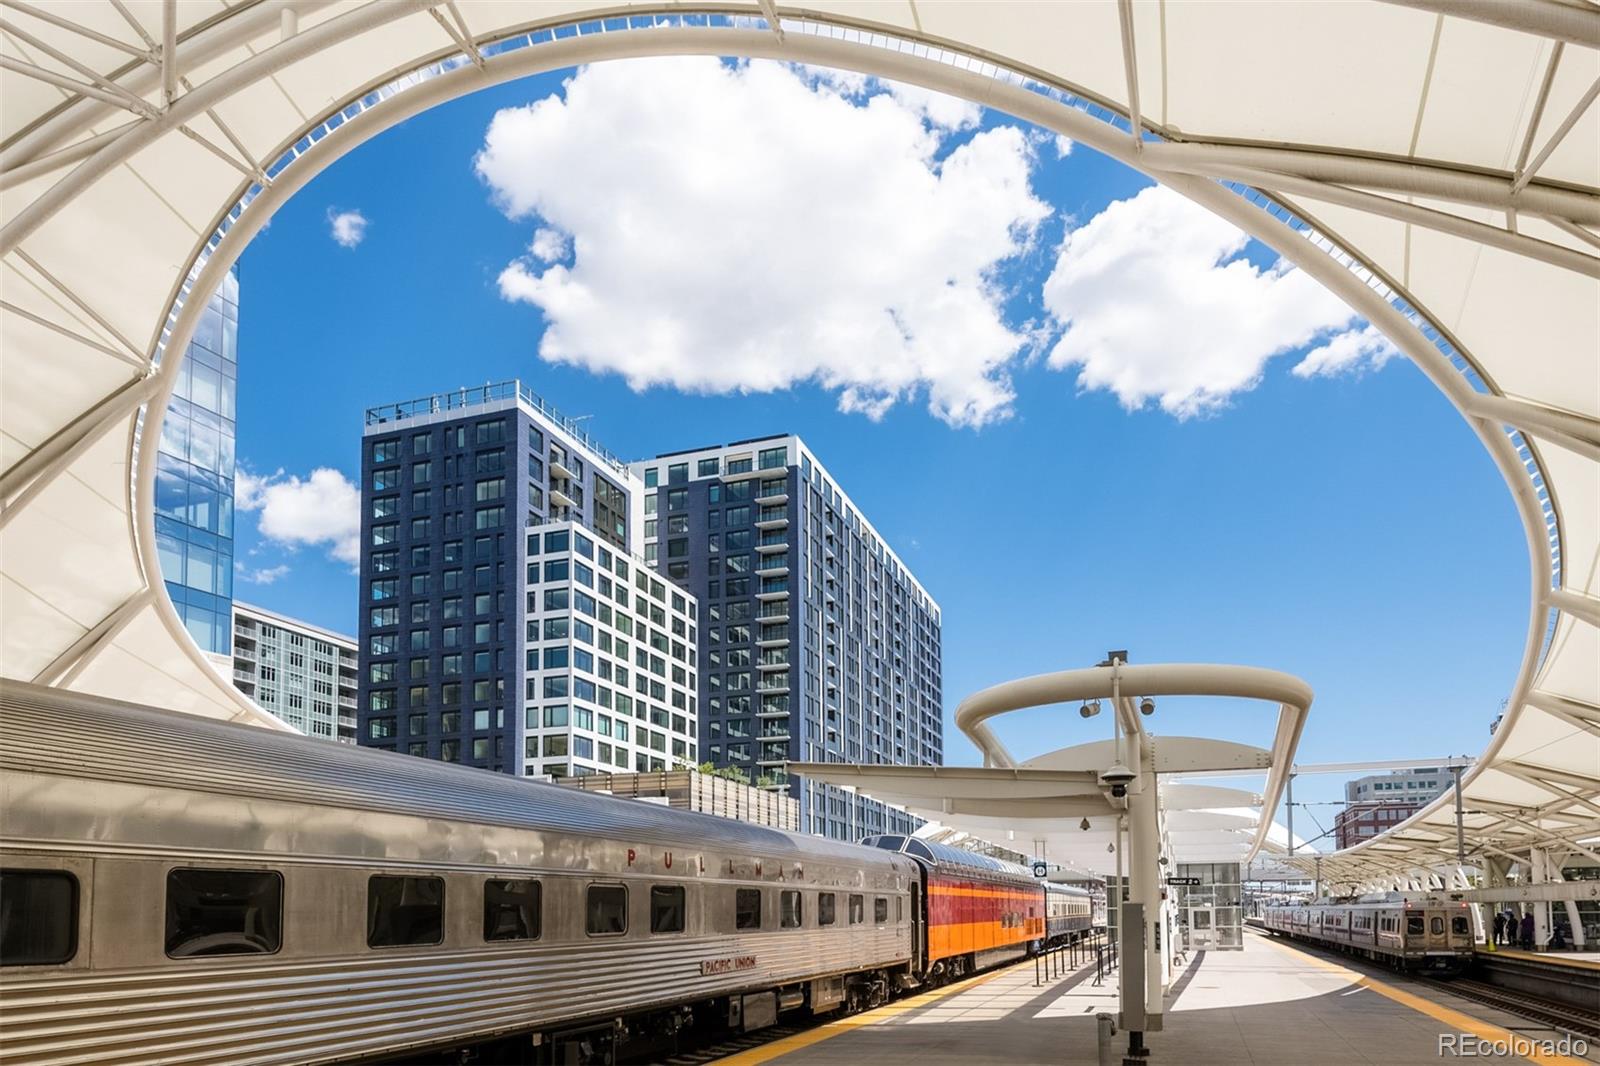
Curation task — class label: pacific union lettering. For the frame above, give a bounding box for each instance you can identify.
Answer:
[699,955,758,976]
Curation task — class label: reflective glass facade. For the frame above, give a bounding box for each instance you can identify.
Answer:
[154,269,239,657]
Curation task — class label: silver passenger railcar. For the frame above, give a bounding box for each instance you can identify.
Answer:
[1262,897,1474,973]
[1043,882,1096,946]
[0,683,920,1064]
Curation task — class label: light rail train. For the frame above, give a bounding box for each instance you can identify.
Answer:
[1262,897,1475,973]
[0,683,1101,1065]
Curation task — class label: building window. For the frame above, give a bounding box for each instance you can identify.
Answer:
[698,457,720,477]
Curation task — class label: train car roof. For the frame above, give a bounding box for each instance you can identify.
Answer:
[862,834,1038,880]
[0,683,909,868]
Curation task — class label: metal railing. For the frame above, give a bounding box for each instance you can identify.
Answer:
[362,380,629,474]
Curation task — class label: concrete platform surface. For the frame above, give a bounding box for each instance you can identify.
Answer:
[718,934,1598,1065]
[1480,947,1600,970]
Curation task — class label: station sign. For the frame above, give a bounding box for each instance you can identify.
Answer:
[1165,876,1201,886]
[1032,862,1048,877]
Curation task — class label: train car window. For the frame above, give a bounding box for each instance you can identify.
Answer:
[368,875,444,947]
[818,893,837,926]
[897,897,905,923]
[586,885,627,936]
[780,890,802,929]
[1451,916,1469,936]
[736,888,762,930]
[484,879,541,941]
[874,897,888,924]
[1405,915,1424,936]
[166,868,282,958]
[0,870,77,966]
[650,885,686,934]
[849,894,864,925]
[1430,917,1444,935]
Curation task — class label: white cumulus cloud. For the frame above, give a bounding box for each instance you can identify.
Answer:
[1292,323,1400,378]
[236,467,361,566]
[327,208,368,248]
[530,227,569,263]
[1042,184,1370,417]
[235,562,291,585]
[474,57,1050,428]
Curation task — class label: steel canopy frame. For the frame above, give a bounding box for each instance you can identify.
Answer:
[1,2,1596,877]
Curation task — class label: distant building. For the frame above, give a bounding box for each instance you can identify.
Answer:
[1335,767,1455,849]
[357,382,698,777]
[632,436,941,840]
[556,768,799,831]
[231,602,358,742]
[154,269,239,667]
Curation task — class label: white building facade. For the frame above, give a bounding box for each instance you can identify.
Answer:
[231,602,358,743]
[520,520,698,778]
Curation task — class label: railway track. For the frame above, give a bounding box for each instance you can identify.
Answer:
[1425,974,1600,1040]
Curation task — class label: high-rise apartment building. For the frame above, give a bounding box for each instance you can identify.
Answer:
[1334,767,1455,848]
[357,382,697,777]
[154,269,239,665]
[632,436,941,839]
[230,602,359,743]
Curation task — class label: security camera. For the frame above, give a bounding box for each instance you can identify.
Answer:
[1139,698,1155,716]
[1079,700,1101,719]
[1079,818,1091,831]
[1158,856,1169,866]
[1100,762,1136,798]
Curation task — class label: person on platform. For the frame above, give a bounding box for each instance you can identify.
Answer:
[1519,911,1536,950]
[1492,911,1506,945]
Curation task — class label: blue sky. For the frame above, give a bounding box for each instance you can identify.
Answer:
[231,59,1528,840]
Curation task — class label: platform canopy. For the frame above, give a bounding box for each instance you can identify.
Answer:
[1,2,1596,874]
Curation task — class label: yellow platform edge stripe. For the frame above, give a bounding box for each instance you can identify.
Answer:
[710,950,1064,1065]
[1259,934,1590,1066]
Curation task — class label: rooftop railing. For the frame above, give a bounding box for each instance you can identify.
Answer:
[364,380,628,474]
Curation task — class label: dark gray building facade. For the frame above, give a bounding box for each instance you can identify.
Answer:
[633,436,941,839]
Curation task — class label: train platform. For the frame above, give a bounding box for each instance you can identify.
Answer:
[717,933,1599,1065]
[1480,946,1600,970]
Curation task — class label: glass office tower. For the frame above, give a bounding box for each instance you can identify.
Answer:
[154,268,239,660]
[633,436,942,839]
[357,382,697,776]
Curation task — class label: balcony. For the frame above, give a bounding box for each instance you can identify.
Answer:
[232,626,255,643]
[234,645,255,661]
[756,603,790,621]
[549,454,577,481]
[755,582,790,601]
[338,695,357,710]
[549,485,576,510]
[756,676,789,692]
[755,536,788,554]
[754,507,789,529]
[755,556,789,576]
[757,653,790,671]
[756,626,790,647]
[232,669,255,684]
[721,461,758,481]
[755,486,788,506]
[757,700,790,718]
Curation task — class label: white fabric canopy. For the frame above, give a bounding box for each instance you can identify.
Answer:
[2,1,1595,878]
